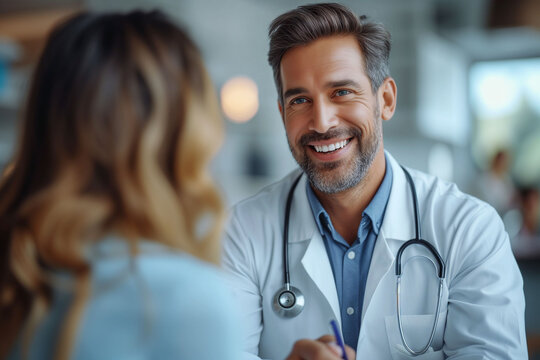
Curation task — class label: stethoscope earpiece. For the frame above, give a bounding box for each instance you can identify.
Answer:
[272,285,305,318]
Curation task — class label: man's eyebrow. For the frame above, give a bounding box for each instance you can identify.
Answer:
[325,80,361,88]
[282,80,362,100]
[283,87,308,100]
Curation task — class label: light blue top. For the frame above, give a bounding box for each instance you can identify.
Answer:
[9,236,242,360]
[306,157,393,350]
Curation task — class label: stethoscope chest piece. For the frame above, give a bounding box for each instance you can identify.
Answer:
[273,285,305,318]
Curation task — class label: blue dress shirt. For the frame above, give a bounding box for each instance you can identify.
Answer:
[306,158,393,350]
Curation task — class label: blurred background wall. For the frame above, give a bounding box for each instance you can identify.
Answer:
[1,0,540,356]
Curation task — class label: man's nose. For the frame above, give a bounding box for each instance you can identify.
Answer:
[309,100,339,133]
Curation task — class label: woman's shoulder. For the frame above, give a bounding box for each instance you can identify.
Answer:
[93,239,223,286]
[75,238,241,359]
[89,237,231,310]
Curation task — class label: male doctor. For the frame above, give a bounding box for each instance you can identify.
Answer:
[223,3,527,359]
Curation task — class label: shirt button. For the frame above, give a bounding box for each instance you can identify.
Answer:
[347,251,356,260]
[347,307,355,315]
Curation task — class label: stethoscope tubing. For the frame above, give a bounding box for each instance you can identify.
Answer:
[275,166,447,356]
[395,166,446,355]
[282,174,303,287]
[396,275,444,355]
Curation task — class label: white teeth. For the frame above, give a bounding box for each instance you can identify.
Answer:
[313,139,349,153]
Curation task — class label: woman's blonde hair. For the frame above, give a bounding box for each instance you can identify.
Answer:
[0,10,224,358]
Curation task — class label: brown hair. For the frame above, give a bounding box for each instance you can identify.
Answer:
[268,2,391,104]
[0,10,223,359]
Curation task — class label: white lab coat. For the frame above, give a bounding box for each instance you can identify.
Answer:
[223,152,527,360]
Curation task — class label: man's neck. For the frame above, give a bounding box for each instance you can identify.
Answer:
[313,149,387,245]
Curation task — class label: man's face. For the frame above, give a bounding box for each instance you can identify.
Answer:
[279,35,385,194]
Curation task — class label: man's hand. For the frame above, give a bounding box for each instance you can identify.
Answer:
[285,335,356,360]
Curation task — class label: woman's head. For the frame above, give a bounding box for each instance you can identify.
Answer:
[5,10,224,255]
[0,10,223,356]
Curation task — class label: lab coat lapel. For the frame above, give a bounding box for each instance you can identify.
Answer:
[287,174,341,326]
[362,229,394,318]
[301,233,341,325]
[362,153,416,318]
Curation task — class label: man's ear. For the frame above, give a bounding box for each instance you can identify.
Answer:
[378,77,397,121]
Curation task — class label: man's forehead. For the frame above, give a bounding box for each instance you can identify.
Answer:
[281,35,363,63]
[279,35,367,90]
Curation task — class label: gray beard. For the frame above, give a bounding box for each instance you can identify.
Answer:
[289,117,382,194]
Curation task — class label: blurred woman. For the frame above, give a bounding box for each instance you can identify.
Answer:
[0,11,240,359]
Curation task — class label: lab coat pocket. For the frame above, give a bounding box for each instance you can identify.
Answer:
[384,312,446,360]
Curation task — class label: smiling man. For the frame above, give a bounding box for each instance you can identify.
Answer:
[222,3,527,360]
[281,36,387,196]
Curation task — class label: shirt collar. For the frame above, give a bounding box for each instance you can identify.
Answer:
[305,183,329,237]
[366,156,393,235]
[305,154,393,239]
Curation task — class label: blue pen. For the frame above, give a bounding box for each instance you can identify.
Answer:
[330,319,348,360]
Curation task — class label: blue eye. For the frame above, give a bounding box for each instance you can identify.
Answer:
[335,89,351,97]
[291,97,308,105]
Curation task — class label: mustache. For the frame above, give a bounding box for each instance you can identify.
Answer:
[299,128,361,146]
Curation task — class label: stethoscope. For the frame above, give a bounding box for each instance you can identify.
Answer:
[272,166,446,356]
